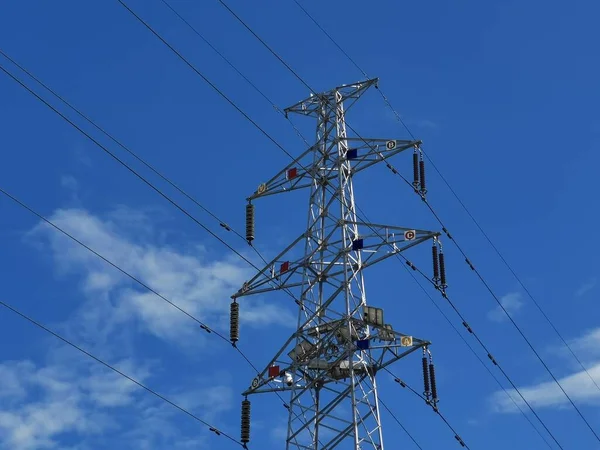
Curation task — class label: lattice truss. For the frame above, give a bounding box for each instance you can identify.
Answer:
[233,79,439,450]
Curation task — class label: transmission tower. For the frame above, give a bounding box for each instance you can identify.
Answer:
[232,79,441,450]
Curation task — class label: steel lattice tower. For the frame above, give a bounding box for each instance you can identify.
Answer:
[233,79,439,450]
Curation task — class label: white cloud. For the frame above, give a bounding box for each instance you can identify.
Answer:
[0,355,145,450]
[487,292,523,322]
[83,360,151,407]
[576,278,597,297]
[489,362,600,413]
[0,353,234,450]
[27,207,294,346]
[567,327,600,362]
[490,326,600,413]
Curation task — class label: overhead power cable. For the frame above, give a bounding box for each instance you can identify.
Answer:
[378,396,424,450]
[350,202,554,448]
[292,0,600,412]
[380,156,599,414]
[158,0,311,147]
[213,0,599,443]
[115,0,300,166]
[396,253,566,450]
[0,48,266,264]
[379,367,469,449]
[0,298,242,446]
[397,260,553,448]
[0,60,262,273]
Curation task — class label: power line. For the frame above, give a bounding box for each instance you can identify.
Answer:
[381,368,469,449]
[291,0,363,78]
[115,0,300,165]
[215,0,313,94]
[0,59,262,273]
[350,202,555,448]
[158,0,311,148]
[378,396,424,450]
[396,253,566,450]
[376,159,599,443]
[292,0,600,420]
[397,261,553,449]
[0,298,243,446]
[0,48,264,263]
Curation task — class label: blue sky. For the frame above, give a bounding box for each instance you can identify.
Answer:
[0,0,599,448]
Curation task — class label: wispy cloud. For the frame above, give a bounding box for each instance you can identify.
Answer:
[60,175,81,204]
[0,354,147,450]
[6,205,293,448]
[60,175,79,192]
[487,292,523,322]
[27,207,295,347]
[490,327,600,413]
[568,327,600,362]
[489,362,600,413]
[575,278,597,297]
[0,351,234,450]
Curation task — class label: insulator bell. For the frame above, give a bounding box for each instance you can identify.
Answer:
[419,159,427,193]
[432,244,439,282]
[439,251,447,288]
[412,152,420,188]
[230,301,239,345]
[241,398,251,444]
[422,356,431,398]
[429,362,438,405]
[245,203,255,244]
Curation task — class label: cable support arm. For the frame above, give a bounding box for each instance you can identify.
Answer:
[249,139,420,201]
[232,225,438,300]
[284,78,379,117]
[342,138,420,174]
